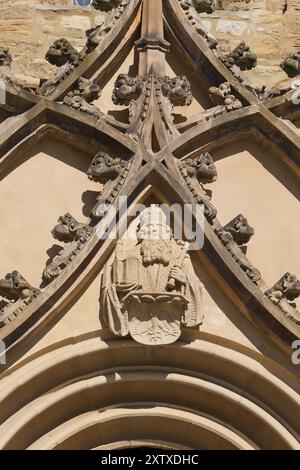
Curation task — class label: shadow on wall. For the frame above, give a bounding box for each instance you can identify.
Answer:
[211,137,300,202]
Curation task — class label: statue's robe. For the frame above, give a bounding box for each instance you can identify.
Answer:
[100,239,204,345]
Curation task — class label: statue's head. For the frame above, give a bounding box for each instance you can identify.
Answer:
[45,39,78,67]
[273,273,300,302]
[87,152,125,183]
[112,74,144,105]
[51,213,79,242]
[230,42,257,70]
[77,77,101,103]
[281,51,300,78]
[92,0,124,11]
[137,206,172,241]
[161,76,193,107]
[184,152,217,183]
[209,82,231,105]
[192,0,215,14]
[0,47,12,67]
[224,214,254,245]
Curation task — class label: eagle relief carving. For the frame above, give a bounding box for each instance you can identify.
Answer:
[100,206,205,345]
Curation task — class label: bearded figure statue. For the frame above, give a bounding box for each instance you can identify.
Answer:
[100,206,204,345]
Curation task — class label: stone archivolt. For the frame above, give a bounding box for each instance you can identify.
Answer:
[0,0,298,370]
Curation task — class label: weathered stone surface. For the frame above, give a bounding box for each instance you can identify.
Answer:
[101,206,205,345]
[0,1,105,86]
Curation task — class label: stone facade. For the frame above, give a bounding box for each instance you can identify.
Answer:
[0,0,299,451]
[1,1,300,88]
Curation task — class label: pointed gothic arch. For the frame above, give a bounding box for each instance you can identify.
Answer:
[0,0,299,450]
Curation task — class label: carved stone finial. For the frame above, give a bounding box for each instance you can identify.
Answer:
[265,273,300,325]
[266,273,300,303]
[181,153,218,184]
[280,51,300,78]
[87,152,130,218]
[86,1,130,52]
[112,73,193,145]
[221,42,257,71]
[0,271,41,327]
[223,214,254,246]
[87,152,127,183]
[179,0,215,14]
[43,215,94,282]
[0,46,16,85]
[178,0,218,49]
[0,47,12,67]
[100,206,205,345]
[45,38,80,67]
[112,74,144,106]
[160,76,193,107]
[63,77,103,119]
[51,213,92,243]
[92,0,124,11]
[209,82,243,112]
[178,155,218,223]
[0,271,40,302]
[216,229,261,283]
[39,40,84,96]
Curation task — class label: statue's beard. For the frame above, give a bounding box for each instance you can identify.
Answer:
[140,239,171,266]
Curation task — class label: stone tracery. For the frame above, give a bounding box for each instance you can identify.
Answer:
[0,0,299,451]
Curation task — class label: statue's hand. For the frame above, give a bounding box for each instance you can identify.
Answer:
[170,266,186,285]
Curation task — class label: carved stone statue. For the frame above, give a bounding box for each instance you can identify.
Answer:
[223,214,254,246]
[209,82,243,112]
[179,0,215,14]
[281,51,300,78]
[221,41,257,71]
[100,206,204,345]
[39,39,84,96]
[112,74,144,105]
[43,214,94,281]
[87,151,130,218]
[63,77,103,119]
[180,152,218,184]
[216,228,261,282]
[0,271,40,302]
[265,273,300,325]
[266,273,300,303]
[160,76,193,107]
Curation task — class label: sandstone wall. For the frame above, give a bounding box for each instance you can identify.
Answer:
[0,1,299,89]
[0,0,105,87]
